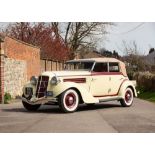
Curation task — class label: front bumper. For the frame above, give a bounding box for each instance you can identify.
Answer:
[21,96,57,105]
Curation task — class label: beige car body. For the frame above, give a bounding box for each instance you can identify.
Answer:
[22,58,137,105]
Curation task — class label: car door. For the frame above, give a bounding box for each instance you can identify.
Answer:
[108,62,124,95]
[89,62,109,97]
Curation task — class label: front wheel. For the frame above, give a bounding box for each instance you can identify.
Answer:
[120,87,134,107]
[22,94,41,111]
[58,89,79,113]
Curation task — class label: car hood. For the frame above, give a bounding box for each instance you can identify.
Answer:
[41,70,91,77]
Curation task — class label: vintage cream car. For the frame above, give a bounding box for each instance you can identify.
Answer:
[21,58,137,113]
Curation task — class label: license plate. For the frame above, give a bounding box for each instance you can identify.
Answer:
[46,91,53,97]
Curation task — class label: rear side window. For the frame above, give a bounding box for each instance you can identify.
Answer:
[93,63,108,72]
[109,62,119,72]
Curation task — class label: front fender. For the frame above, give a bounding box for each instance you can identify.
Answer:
[50,82,99,104]
[118,80,137,98]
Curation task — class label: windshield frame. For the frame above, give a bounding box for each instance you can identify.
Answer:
[65,60,95,71]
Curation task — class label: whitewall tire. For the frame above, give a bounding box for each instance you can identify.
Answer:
[59,89,79,113]
[120,87,134,107]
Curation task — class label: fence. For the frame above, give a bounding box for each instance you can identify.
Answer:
[41,59,66,72]
[40,59,75,72]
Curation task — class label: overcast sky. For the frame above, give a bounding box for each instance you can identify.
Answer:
[103,22,155,55]
[0,22,155,56]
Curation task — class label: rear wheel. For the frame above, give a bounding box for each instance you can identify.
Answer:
[58,89,79,113]
[120,87,134,107]
[22,94,41,111]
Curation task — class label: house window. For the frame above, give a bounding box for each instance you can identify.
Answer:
[93,63,108,72]
[109,62,119,72]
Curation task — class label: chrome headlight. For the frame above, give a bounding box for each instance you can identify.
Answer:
[30,76,37,85]
[50,76,60,85]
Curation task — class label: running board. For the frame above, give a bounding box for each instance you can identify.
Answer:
[99,96,122,102]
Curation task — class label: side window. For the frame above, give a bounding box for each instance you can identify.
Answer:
[109,62,119,72]
[93,63,108,72]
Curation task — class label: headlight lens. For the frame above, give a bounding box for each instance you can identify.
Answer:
[30,76,37,85]
[50,76,60,85]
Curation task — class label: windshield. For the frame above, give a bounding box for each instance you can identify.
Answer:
[65,61,94,71]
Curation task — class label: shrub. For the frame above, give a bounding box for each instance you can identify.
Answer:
[4,93,12,104]
[127,71,134,80]
[133,72,155,92]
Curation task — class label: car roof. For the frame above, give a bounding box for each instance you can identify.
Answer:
[67,57,128,77]
[67,57,122,63]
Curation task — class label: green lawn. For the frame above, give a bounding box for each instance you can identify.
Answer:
[138,91,155,103]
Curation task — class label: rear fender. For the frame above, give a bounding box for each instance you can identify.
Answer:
[118,80,137,98]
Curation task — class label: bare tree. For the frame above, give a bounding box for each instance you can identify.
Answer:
[4,22,112,60]
[122,40,140,55]
[64,22,71,44]
[121,40,150,72]
[61,22,113,58]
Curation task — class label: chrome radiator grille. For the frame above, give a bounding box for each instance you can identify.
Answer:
[36,76,49,98]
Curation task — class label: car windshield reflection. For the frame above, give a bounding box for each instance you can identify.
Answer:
[65,61,94,71]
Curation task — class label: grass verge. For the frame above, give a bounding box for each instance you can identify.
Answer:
[138,91,155,103]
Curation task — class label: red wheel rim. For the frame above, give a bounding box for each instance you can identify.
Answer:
[65,93,76,109]
[125,90,132,103]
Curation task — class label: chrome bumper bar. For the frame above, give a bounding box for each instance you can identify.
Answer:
[21,96,57,105]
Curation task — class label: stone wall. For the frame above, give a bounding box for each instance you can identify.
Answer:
[0,36,5,103]
[0,54,4,103]
[4,58,27,98]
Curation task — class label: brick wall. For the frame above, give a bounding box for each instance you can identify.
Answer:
[3,36,40,80]
[4,58,27,98]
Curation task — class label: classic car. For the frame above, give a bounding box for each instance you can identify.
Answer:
[21,58,137,113]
